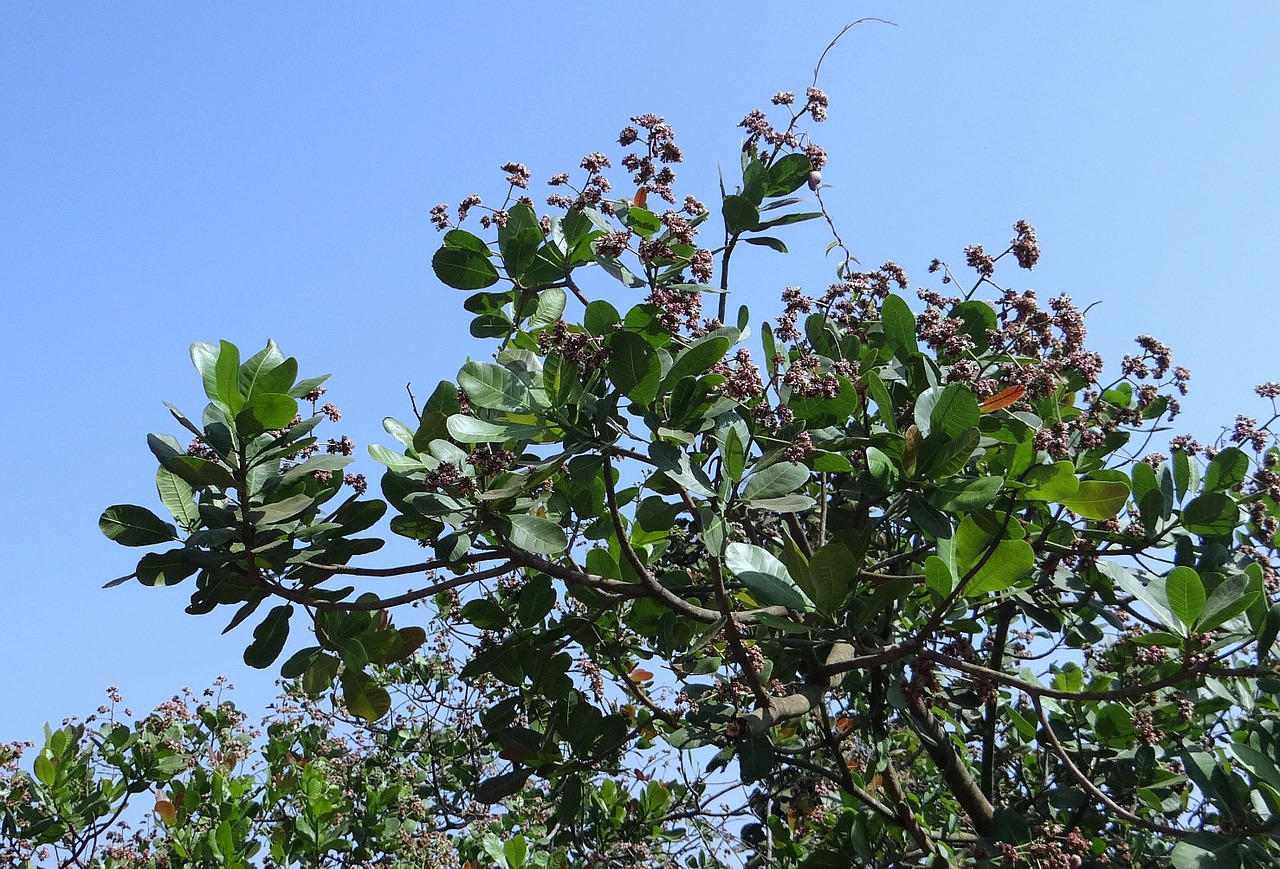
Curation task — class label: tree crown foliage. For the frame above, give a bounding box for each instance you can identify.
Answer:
[8,53,1280,869]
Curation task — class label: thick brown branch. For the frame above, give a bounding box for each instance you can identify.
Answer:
[906,694,995,837]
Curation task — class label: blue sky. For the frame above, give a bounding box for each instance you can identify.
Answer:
[2,3,1278,740]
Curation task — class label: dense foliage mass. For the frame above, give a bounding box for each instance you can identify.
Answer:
[8,72,1280,868]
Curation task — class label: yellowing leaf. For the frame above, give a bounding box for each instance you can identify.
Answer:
[154,798,177,825]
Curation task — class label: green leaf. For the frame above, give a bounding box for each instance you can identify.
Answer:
[607,330,662,405]
[915,384,980,439]
[474,769,531,804]
[237,341,295,399]
[955,515,1034,596]
[498,202,543,281]
[446,415,543,444]
[963,537,1034,595]
[809,543,855,616]
[584,300,621,336]
[1199,573,1259,632]
[1173,449,1198,501]
[243,604,293,669]
[237,392,299,432]
[755,211,823,230]
[213,340,243,413]
[990,807,1033,845]
[443,228,491,253]
[190,342,221,404]
[506,514,568,555]
[722,194,759,234]
[249,492,317,525]
[880,294,918,360]
[624,206,662,237]
[1169,833,1242,869]
[1059,480,1131,520]
[1105,562,1182,634]
[1022,461,1080,502]
[595,253,645,288]
[742,461,810,502]
[1204,447,1249,493]
[136,549,198,587]
[156,467,199,530]
[280,646,321,680]
[302,652,339,696]
[919,428,980,479]
[457,361,531,412]
[738,737,775,783]
[504,836,529,869]
[1182,492,1238,537]
[1166,566,1206,628]
[765,153,812,196]
[663,336,730,392]
[1258,604,1280,665]
[724,542,814,611]
[100,505,178,547]
[340,669,391,721]
[931,475,1002,511]
[529,287,567,330]
[743,236,786,253]
[161,455,238,490]
[433,246,501,289]
[517,576,556,626]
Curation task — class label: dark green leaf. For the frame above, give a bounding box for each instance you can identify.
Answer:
[743,236,786,253]
[880,294,918,360]
[1204,447,1249,493]
[765,153,812,196]
[517,576,556,626]
[474,769,532,804]
[738,737,774,783]
[442,228,491,253]
[663,336,730,392]
[100,505,178,547]
[584,300,621,336]
[722,194,759,234]
[607,330,662,405]
[809,543,855,616]
[919,428,981,479]
[433,247,501,290]
[1182,492,1238,537]
[136,549,198,587]
[243,604,293,669]
[340,668,391,721]
[498,202,543,281]
[919,383,980,439]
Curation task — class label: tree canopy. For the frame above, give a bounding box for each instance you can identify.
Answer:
[7,71,1280,868]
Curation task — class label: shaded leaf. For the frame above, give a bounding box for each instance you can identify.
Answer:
[100,505,178,547]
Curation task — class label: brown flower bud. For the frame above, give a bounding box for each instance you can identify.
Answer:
[807,170,822,191]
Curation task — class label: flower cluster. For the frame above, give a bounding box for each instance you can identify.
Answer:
[618,113,682,203]
[535,320,610,367]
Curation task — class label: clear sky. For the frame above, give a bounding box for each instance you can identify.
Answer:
[2,3,1278,741]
